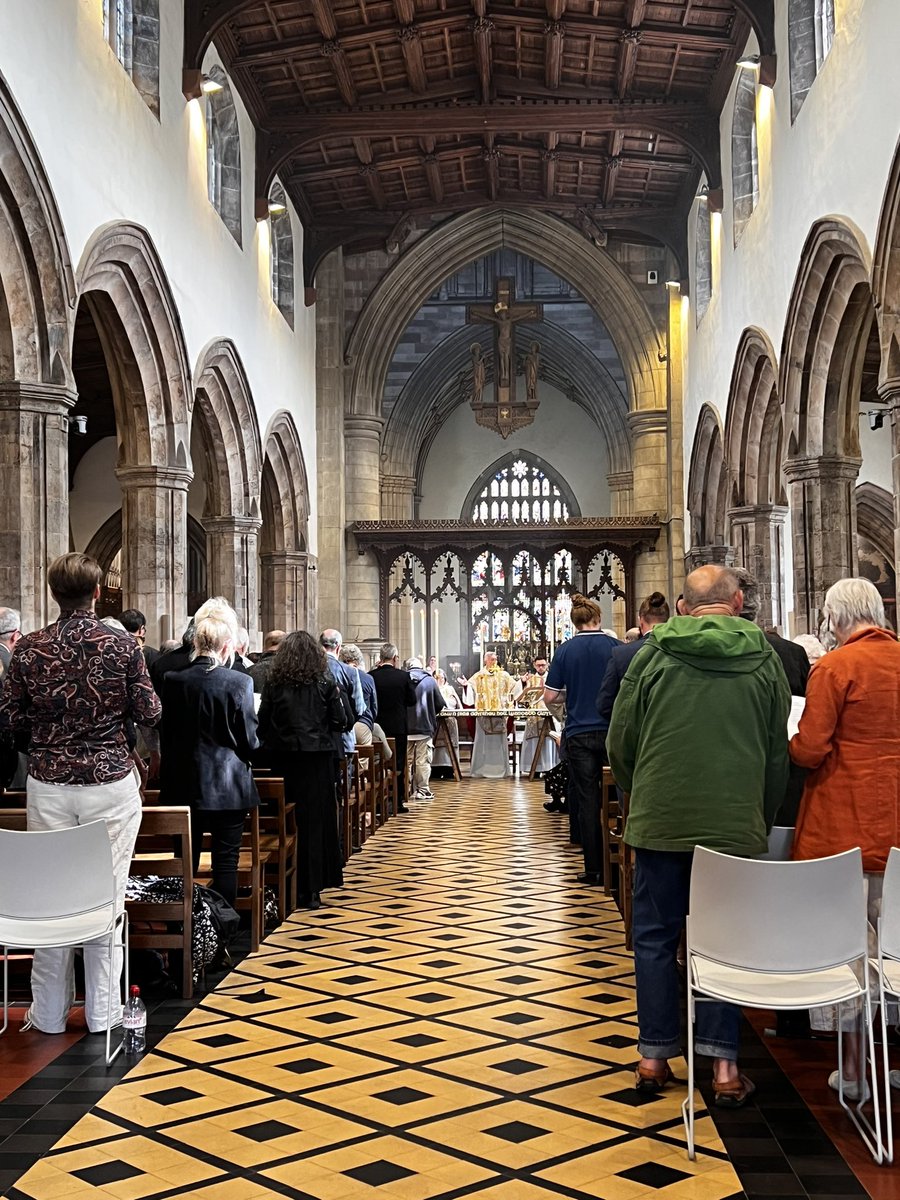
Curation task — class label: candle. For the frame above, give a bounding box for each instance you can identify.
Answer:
[409,605,415,659]
[420,608,426,661]
[433,609,439,664]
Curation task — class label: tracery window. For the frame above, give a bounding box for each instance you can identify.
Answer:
[695,191,712,323]
[206,66,242,245]
[102,0,160,116]
[789,0,835,121]
[466,452,579,524]
[732,70,760,247]
[269,182,294,327]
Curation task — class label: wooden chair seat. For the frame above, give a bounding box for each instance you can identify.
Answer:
[128,806,194,998]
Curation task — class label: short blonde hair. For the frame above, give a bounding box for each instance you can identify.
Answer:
[192,614,237,668]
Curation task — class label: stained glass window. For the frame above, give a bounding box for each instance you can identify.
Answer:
[470,453,572,523]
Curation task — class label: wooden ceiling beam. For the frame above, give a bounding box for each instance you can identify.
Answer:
[616,0,646,99]
[472,1,494,103]
[544,1,566,90]
[183,0,256,75]
[483,135,501,201]
[394,0,428,93]
[305,197,674,231]
[731,0,777,65]
[601,130,624,206]
[542,133,559,199]
[309,0,357,107]
[420,137,445,204]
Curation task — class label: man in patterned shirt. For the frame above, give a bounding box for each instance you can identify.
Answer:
[0,553,161,1035]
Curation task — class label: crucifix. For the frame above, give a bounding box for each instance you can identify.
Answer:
[466,278,543,437]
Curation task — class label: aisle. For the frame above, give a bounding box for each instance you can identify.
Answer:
[3,779,742,1200]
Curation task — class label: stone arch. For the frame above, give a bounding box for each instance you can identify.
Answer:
[346,208,666,421]
[205,64,242,245]
[0,71,75,385]
[872,134,900,387]
[260,410,311,632]
[732,70,760,247]
[855,481,894,566]
[687,403,729,557]
[725,328,783,508]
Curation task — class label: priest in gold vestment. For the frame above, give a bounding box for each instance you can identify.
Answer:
[459,652,521,778]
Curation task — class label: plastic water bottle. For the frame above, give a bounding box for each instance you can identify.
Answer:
[123,985,147,1055]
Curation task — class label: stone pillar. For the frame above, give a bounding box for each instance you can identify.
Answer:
[628,408,670,600]
[259,550,309,633]
[0,382,76,631]
[782,455,861,634]
[315,249,347,629]
[606,470,633,517]
[116,465,192,645]
[345,413,383,640]
[684,544,733,573]
[381,473,417,520]
[728,504,789,630]
[666,283,687,601]
[204,515,262,641]
[881,381,900,587]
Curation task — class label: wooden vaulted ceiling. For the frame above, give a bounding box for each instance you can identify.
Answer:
[184,1,775,284]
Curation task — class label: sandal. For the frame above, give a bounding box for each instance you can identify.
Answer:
[635,1062,678,1093]
[712,1073,756,1108]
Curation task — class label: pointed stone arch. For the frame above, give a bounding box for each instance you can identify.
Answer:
[193,339,263,635]
[686,403,729,566]
[855,482,894,566]
[873,134,900,387]
[260,410,311,632]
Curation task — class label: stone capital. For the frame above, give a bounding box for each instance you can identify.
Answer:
[606,470,634,493]
[115,464,193,492]
[727,503,788,526]
[878,378,900,411]
[344,414,384,440]
[381,473,417,492]
[259,550,311,569]
[0,381,78,415]
[627,408,668,437]
[203,514,263,535]
[782,455,861,484]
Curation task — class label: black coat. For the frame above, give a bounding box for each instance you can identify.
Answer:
[160,658,259,811]
[371,664,418,739]
[259,675,339,754]
[765,632,810,697]
[596,635,651,723]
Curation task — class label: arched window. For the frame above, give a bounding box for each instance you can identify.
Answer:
[102,0,160,116]
[206,66,242,245]
[465,452,580,524]
[732,70,759,247]
[269,182,294,327]
[695,191,712,323]
[789,0,835,121]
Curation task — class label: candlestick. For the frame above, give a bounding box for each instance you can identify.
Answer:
[420,608,426,662]
[433,609,439,664]
[409,605,415,659]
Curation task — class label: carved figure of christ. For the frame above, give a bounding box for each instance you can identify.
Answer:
[466,278,543,407]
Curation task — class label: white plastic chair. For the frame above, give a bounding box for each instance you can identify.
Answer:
[875,846,900,1163]
[684,846,882,1163]
[0,821,129,1065]
[757,826,794,861]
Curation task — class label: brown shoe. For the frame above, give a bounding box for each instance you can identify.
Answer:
[635,1062,677,1093]
[712,1073,756,1108]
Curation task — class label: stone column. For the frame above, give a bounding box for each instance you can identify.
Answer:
[665,283,687,599]
[628,408,670,600]
[381,473,417,521]
[0,382,76,631]
[204,515,262,641]
[728,504,789,629]
[881,380,900,586]
[684,544,733,573]
[116,465,192,645]
[782,455,861,634]
[315,249,347,629]
[345,413,383,640]
[259,550,309,633]
[606,470,633,517]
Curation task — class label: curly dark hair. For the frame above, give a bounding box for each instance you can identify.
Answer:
[269,630,328,686]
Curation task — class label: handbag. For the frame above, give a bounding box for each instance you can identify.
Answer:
[319,676,355,733]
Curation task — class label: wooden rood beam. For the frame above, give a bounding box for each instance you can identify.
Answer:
[472,1,494,102]
[544,0,566,90]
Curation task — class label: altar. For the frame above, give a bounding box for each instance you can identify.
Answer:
[435,708,556,783]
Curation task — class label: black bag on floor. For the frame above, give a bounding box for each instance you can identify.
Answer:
[198,886,240,944]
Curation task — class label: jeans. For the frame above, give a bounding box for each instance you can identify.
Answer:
[408,735,434,794]
[565,730,607,875]
[633,847,740,1061]
[191,809,248,907]
[26,771,141,1033]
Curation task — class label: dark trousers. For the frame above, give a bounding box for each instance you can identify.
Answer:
[565,730,607,875]
[191,808,247,907]
[393,733,409,807]
[632,848,740,1061]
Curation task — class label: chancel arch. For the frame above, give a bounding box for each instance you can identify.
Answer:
[686,403,729,568]
[259,410,311,634]
[780,217,877,630]
[191,339,262,640]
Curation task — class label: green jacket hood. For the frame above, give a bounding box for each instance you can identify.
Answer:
[649,615,773,674]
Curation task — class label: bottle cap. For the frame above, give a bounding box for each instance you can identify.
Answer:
[130,985,140,996]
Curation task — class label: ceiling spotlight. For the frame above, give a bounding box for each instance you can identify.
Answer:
[737,53,761,71]
[200,74,224,94]
[267,200,287,215]
[665,279,681,290]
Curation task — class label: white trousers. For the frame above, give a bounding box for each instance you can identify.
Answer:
[26,772,141,1033]
[408,735,434,794]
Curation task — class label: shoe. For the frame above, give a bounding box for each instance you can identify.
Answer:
[713,1073,756,1108]
[533,772,544,781]
[418,788,435,799]
[576,872,603,886]
[828,1070,871,1102]
[20,1007,68,1034]
[635,1062,678,1093]
[543,800,564,812]
[397,804,410,814]
[307,893,322,910]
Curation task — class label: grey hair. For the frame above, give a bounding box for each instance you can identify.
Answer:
[339,643,365,667]
[0,608,20,638]
[683,565,741,610]
[404,656,423,670]
[236,626,250,653]
[379,642,399,662]
[319,629,342,650]
[793,633,827,662]
[101,617,127,633]
[732,565,760,622]
[823,577,886,634]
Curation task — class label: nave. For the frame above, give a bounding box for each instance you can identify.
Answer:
[0,780,875,1200]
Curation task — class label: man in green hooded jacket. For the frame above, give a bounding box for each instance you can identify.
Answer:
[607,564,789,1107]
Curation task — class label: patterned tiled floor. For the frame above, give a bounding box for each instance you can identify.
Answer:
[2,778,747,1200]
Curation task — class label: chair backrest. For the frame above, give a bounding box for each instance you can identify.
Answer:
[756,826,795,861]
[0,821,115,920]
[688,845,867,973]
[880,847,900,961]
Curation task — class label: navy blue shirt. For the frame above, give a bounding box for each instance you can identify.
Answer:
[596,634,651,724]
[546,630,620,736]
[358,670,378,730]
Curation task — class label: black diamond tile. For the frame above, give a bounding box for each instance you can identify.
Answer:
[485,1119,548,1144]
[426,959,457,969]
[605,1087,663,1107]
[357,946,382,954]
[372,923,402,931]
[374,1086,432,1105]
[73,1162,143,1187]
[505,922,532,930]
[198,1033,244,1049]
[493,1058,543,1076]
[412,992,450,1004]
[336,975,374,986]
[235,1119,298,1142]
[148,1086,204,1106]
[226,989,273,1004]
[271,958,307,967]
[618,1163,691,1188]
[394,1033,444,1048]
[506,945,531,954]
[281,1057,328,1075]
[311,1012,352,1024]
[585,992,624,1005]
[434,933,464,941]
[290,936,323,944]
[594,1034,633,1049]
[498,1012,538,1025]
[499,974,537,986]
[344,1160,416,1186]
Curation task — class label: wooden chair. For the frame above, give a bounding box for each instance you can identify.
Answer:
[128,806,194,999]
[356,746,375,846]
[254,777,297,922]
[0,809,27,830]
[370,742,386,829]
[382,738,398,820]
[195,808,269,953]
[602,767,634,949]
[340,753,361,862]
[0,791,26,808]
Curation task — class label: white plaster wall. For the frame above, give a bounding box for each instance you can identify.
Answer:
[419,382,612,518]
[0,0,317,547]
[69,438,120,552]
[684,0,900,469]
[858,419,893,491]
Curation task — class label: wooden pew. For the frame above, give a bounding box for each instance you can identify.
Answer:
[254,776,297,921]
[128,806,194,998]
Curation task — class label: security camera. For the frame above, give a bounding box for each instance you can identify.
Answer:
[868,410,885,431]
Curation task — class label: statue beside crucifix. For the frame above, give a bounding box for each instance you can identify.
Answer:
[467,277,543,438]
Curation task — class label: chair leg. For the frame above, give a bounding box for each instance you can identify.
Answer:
[878,960,894,1164]
[105,914,128,1066]
[682,985,696,1160]
[1,948,8,1037]
[833,995,885,1164]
